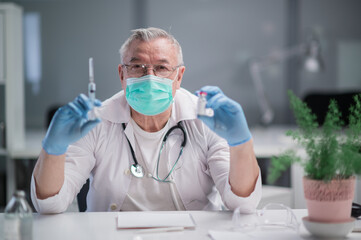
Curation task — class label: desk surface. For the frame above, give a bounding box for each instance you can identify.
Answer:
[0,210,360,240]
[7,129,45,159]
[251,125,297,158]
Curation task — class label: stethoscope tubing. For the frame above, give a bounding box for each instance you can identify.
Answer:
[163,123,187,147]
[122,121,187,181]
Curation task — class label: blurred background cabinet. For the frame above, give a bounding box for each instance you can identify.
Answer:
[0,3,25,154]
[0,3,25,205]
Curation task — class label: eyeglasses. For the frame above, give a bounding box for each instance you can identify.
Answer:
[123,63,181,78]
[232,203,300,233]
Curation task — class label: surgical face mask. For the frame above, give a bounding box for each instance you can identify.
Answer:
[125,75,174,116]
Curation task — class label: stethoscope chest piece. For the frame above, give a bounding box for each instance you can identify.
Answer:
[130,163,145,178]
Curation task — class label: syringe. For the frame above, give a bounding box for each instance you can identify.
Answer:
[88,57,97,119]
[88,57,96,105]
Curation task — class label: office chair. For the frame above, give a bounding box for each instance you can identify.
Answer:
[303,91,361,126]
[46,104,89,212]
[77,179,89,212]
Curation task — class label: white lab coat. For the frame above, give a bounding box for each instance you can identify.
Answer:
[31,88,261,213]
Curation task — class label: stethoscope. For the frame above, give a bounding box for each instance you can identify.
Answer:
[122,121,187,183]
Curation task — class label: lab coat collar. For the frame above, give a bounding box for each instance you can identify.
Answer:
[95,91,131,124]
[96,88,198,125]
[170,88,198,124]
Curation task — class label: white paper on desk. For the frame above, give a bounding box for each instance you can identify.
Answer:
[117,212,196,229]
[208,230,302,240]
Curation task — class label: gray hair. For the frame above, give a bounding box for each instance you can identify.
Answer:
[119,27,184,65]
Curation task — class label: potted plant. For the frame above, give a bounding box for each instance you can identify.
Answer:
[268,90,361,223]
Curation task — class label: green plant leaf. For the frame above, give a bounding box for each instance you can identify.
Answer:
[268,91,361,182]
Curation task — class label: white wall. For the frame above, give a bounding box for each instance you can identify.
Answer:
[299,0,361,96]
[4,0,361,130]
[148,0,288,126]
[14,0,288,128]
[19,0,133,128]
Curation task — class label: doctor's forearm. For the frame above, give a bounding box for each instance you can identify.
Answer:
[229,139,259,197]
[33,149,65,200]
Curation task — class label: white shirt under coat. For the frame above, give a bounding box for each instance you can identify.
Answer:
[31,88,262,213]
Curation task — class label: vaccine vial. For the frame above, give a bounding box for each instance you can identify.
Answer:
[197,91,214,117]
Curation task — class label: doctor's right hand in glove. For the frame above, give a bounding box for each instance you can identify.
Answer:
[42,94,102,155]
[196,86,259,199]
[34,94,101,200]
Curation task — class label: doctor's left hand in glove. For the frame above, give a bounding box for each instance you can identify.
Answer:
[196,86,251,146]
[196,86,259,198]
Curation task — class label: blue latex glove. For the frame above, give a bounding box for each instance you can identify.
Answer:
[42,94,102,155]
[196,86,251,146]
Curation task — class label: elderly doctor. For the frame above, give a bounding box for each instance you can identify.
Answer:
[31,27,261,213]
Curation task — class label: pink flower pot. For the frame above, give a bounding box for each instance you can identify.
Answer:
[303,176,355,223]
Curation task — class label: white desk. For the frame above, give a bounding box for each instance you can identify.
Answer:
[0,210,360,240]
[7,129,45,159]
[251,125,297,158]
